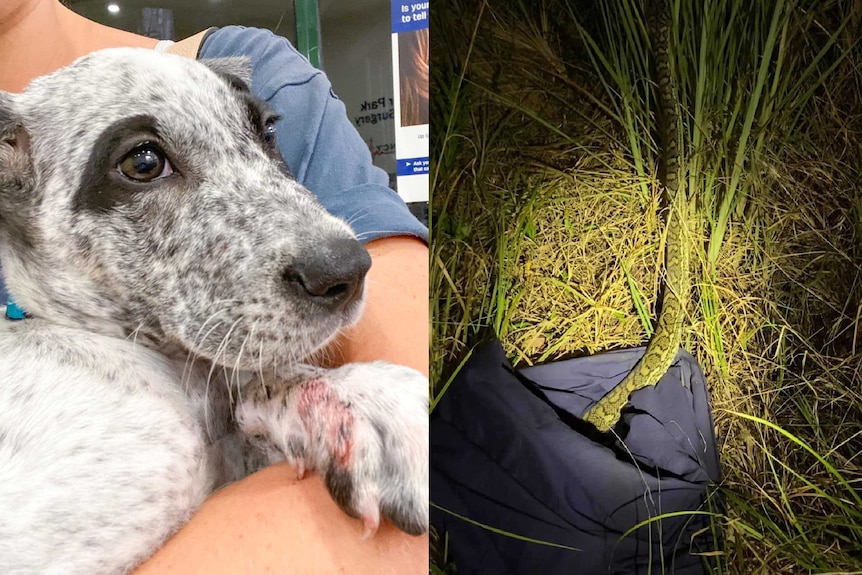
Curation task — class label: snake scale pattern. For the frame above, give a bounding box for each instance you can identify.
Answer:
[581,0,690,432]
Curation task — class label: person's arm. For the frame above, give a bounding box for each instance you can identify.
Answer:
[133,463,428,574]
[328,236,428,375]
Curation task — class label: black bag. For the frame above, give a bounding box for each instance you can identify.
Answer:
[430,341,722,575]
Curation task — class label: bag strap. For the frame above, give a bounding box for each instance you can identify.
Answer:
[165,28,215,59]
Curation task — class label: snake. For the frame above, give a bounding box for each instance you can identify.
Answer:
[581,0,690,432]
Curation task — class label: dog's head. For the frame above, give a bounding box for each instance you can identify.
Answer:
[0,48,371,369]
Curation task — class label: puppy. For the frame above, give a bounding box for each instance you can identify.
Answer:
[0,49,427,575]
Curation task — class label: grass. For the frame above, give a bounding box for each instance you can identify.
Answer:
[430,0,862,572]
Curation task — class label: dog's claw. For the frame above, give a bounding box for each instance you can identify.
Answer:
[361,513,380,540]
[236,362,429,537]
[294,463,306,480]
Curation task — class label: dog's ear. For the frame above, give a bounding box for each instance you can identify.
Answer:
[0,91,37,223]
[200,57,254,91]
[0,91,33,176]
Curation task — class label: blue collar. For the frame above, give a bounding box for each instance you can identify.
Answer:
[5,296,27,321]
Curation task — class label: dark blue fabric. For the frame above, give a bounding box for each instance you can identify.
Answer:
[431,341,722,575]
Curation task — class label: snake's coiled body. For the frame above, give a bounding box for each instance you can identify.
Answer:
[582,0,689,432]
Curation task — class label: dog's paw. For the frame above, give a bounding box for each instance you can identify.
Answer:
[235,361,428,537]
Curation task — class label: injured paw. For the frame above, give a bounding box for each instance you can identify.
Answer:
[235,361,429,537]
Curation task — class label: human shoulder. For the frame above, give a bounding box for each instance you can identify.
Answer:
[198,27,319,97]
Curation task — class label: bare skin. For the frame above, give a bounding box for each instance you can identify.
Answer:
[0,1,429,572]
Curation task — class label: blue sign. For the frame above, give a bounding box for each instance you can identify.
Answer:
[397,157,429,176]
[392,0,428,34]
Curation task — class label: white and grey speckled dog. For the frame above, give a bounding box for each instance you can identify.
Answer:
[0,48,428,575]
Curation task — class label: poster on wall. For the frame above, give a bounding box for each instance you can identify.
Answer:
[351,92,397,185]
[323,6,399,189]
[391,0,429,206]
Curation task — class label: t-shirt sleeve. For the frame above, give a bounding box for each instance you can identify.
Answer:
[198,26,428,244]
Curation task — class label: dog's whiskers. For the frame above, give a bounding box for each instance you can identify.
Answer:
[126,322,147,349]
[305,334,342,369]
[256,339,267,402]
[181,308,231,394]
[202,316,243,438]
[228,321,258,404]
[344,206,373,229]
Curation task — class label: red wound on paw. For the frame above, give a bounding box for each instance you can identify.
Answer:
[297,379,355,466]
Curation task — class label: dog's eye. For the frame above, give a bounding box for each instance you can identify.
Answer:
[263,121,277,145]
[118,144,173,182]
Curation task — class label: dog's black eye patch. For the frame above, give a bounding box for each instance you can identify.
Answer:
[262,118,277,146]
[239,92,279,147]
[258,111,283,150]
[209,69,293,177]
[259,113,292,179]
[263,122,276,143]
[73,115,180,214]
[240,94,291,176]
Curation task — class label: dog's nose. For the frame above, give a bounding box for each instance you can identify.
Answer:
[282,238,371,309]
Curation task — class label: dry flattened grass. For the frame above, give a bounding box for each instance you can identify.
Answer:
[431,0,862,573]
[494,164,661,364]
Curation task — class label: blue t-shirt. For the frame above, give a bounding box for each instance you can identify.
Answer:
[0,27,427,304]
